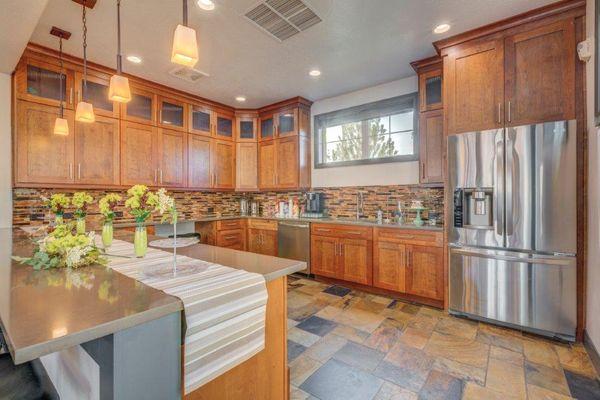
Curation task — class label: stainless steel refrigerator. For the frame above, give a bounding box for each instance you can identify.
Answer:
[447,120,577,341]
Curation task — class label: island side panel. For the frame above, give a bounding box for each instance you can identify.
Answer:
[185,275,288,400]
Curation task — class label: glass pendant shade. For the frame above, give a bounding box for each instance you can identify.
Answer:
[54,117,69,135]
[171,24,199,67]
[75,101,95,122]
[108,74,131,103]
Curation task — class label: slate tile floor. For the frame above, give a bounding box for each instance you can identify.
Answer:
[287,276,600,400]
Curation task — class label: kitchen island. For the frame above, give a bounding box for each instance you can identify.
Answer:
[0,228,305,400]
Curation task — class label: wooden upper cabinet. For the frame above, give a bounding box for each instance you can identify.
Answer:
[419,110,444,184]
[75,71,119,118]
[158,96,187,131]
[213,139,235,189]
[311,235,339,279]
[258,140,276,189]
[419,68,443,112]
[16,59,75,109]
[15,101,75,185]
[215,111,234,141]
[236,116,258,142]
[189,105,213,136]
[158,128,187,187]
[276,108,298,137]
[405,245,444,301]
[236,142,258,191]
[75,115,120,185]
[259,114,275,141]
[188,134,212,189]
[122,85,157,125]
[339,238,372,285]
[445,38,504,134]
[275,136,298,189]
[373,241,407,292]
[120,120,157,186]
[504,19,576,126]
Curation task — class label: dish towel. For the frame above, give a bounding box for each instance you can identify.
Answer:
[100,239,268,394]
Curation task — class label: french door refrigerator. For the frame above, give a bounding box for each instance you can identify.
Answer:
[447,120,577,341]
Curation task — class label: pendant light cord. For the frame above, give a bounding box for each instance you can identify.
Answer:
[183,0,188,27]
[82,1,88,100]
[116,0,122,74]
[58,36,64,118]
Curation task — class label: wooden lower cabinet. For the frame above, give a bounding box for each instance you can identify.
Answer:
[247,228,277,256]
[311,235,339,279]
[405,245,444,301]
[216,229,245,250]
[311,234,372,285]
[373,241,407,292]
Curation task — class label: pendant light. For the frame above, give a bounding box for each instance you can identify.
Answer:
[53,29,69,136]
[108,0,131,103]
[171,0,199,67]
[75,0,95,123]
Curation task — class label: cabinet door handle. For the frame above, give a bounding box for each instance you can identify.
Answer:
[497,103,501,124]
[77,90,81,103]
[69,163,73,180]
[334,243,338,256]
[78,163,81,180]
[160,169,163,184]
[70,88,74,105]
[154,169,158,184]
[507,101,512,123]
[421,163,425,180]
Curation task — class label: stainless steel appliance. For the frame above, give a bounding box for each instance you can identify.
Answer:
[250,201,259,217]
[277,221,310,275]
[240,197,249,216]
[304,192,325,214]
[448,120,577,341]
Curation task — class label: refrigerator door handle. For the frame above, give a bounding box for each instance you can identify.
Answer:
[495,137,504,237]
[451,247,573,265]
[506,133,514,237]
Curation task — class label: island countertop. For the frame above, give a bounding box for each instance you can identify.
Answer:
[0,228,306,365]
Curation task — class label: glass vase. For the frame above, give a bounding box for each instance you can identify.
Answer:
[102,221,114,249]
[76,217,86,234]
[134,224,148,258]
[55,213,64,225]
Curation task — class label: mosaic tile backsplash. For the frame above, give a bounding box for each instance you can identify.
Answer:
[12,185,444,229]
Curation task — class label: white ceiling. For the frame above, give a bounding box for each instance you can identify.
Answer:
[25,0,556,108]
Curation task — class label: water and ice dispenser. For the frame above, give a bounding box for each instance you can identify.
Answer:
[453,188,493,228]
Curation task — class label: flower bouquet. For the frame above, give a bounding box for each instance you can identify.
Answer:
[43,194,70,225]
[72,192,93,234]
[13,223,106,270]
[99,193,122,249]
[125,185,158,257]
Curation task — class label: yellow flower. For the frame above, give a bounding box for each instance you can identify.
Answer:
[72,192,93,209]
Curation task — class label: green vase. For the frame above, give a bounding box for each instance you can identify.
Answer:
[134,224,148,258]
[55,213,64,225]
[102,221,114,249]
[76,217,86,234]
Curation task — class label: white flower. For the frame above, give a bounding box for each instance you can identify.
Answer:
[66,246,84,268]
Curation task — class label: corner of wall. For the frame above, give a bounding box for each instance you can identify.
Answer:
[0,72,12,229]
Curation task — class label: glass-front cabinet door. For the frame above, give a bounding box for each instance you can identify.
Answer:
[159,96,187,131]
[215,112,234,140]
[419,68,442,112]
[16,59,74,109]
[237,116,257,141]
[75,71,119,118]
[123,85,156,125]
[189,105,213,136]
[260,114,275,141]
[277,108,298,137]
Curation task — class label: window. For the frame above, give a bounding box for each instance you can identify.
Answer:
[314,93,418,168]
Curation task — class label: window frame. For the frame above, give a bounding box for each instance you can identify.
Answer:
[313,93,419,169]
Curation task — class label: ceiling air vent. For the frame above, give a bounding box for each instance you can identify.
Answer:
[245,0,321,41]
[168,66,209,83]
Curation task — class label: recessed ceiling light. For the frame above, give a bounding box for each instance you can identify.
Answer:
[235,96,246,102]
[197,0,215,10]
[433,23,451,34]
[309,69,321,77]
[126,55,142,64]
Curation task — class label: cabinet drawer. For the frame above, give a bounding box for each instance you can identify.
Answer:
[216,229,244,249]
[216,219,244,231]
[374,228,442,247]
[247,219,278,231]
[311,224,372,240]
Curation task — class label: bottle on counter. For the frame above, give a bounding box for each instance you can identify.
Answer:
[376,208,383,224]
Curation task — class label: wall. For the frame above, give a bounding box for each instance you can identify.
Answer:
[310,76,420,187]
[586,0,600,357]
[0,73,11,229]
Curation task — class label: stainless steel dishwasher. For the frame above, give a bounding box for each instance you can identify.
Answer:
[277,221,310,275]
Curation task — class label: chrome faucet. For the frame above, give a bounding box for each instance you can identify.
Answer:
[356,192,364,220]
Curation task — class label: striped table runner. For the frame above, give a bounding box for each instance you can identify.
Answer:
[100,239,268,394]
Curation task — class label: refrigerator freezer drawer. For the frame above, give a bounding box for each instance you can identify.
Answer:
[449,247,576,340]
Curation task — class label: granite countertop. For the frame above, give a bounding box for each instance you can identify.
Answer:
[116,215,444,232]
[1,228,306,365]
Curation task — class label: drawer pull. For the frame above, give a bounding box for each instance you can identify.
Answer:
[224,235,238,240]
[346,231,363,235]
[316,228,331,232]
